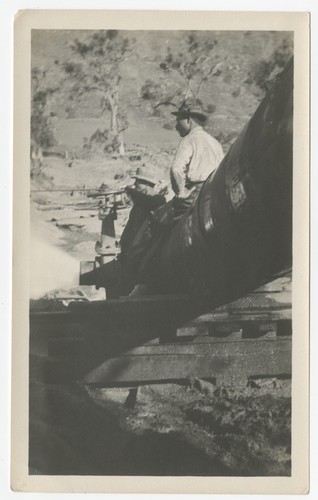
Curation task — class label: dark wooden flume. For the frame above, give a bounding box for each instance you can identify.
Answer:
[154,58,293,305]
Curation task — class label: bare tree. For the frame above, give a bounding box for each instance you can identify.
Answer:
[63,30,133,156]
[31,66,60,167]
[140,32,225,116]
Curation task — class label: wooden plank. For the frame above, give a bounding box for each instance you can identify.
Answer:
[178,319,291,339]
[79,337,291,386]
[114,336,290,354]
[191,308,291,324]
[46,327,289,360]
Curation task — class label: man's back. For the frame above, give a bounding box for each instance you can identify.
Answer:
[171,126,224,196]
[181,127,224,183]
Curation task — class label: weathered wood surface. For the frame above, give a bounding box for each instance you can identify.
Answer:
[30,290,292,387]
[81,338,291,386]
[33,336,291,386]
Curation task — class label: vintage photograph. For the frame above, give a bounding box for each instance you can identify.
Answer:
[11,9,310,494]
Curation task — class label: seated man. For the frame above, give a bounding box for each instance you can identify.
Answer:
[170,99,224,221]
[119,167,166,294]
[120,168,166,252]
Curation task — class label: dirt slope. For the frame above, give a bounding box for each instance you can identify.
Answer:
[29,379,291,476]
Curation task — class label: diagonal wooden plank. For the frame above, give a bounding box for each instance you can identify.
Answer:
[79,337,291,386]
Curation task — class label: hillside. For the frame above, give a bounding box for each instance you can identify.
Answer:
[31,29,293,157]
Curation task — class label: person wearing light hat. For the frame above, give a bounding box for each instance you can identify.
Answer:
[170,98,224,220]
[119,167,166,293]
[130,170,158,188]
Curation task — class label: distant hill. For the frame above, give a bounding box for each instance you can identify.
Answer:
[31,29,293,154]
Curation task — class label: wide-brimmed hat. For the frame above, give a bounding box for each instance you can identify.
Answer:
[171,99,207,123]
[131,167,157,187]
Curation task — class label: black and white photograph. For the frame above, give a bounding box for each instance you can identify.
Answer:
[11,9,310,494]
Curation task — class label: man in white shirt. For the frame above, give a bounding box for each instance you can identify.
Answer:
[170,100,224,220]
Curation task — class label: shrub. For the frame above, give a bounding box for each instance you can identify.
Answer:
[163,122,174,130]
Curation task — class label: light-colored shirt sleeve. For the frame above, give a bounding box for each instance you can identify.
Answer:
[170,137,193,197]
[170,128,224,197]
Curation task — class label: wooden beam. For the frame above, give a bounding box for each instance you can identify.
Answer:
[77,337,291,386]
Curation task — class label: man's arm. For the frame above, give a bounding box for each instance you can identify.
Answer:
[126,187,165,210]
[170,138,193,197]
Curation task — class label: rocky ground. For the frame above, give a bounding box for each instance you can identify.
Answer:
[29,377,291,476]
